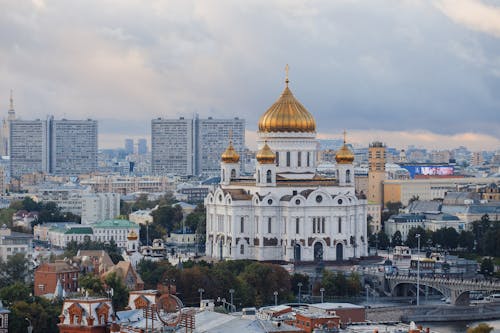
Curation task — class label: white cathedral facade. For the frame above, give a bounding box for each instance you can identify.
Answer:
[205,77,368,262]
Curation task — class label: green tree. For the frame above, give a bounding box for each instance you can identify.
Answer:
[10,298,62,333]
[104,272,129,310]
[0,282,31,306]
[458,230,475,252]
[79,273,105,296]
[391,231,403,247]
[382,201,403,222]
[152,205,183,232]
[0,253,29,288]
[405,226,427,248]
[376,231,390,250]
[467,323,494,333]
[480,258,495,277]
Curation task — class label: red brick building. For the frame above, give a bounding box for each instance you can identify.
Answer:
[34,261,79,296]
[292,312,340,333]
[308,303,365,324]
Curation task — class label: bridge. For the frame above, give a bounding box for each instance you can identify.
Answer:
[385,275,500,305]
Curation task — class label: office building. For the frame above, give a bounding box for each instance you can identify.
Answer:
[151,116,245,177]
[137,138,147,155]
[125,138,134,154]
[10,117,97,178]
[367,142,386,206]
[81,193,121,225]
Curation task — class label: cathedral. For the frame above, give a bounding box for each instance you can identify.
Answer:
[205,74,368,262]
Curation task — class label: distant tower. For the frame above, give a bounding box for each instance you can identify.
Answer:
[1,90,16,156]
[124,138,134,155]
[368,142,386,206]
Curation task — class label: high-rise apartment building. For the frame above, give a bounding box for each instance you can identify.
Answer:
[10,119,49,178]
[151,116,245,177]
[51,119,97,175]
[151,117,193,176]
[196,117,245,176]
[137,138,147,155]
[125,138,134,154]
[10,117,97,178]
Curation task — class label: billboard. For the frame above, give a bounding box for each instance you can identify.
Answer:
[400,165,454,178]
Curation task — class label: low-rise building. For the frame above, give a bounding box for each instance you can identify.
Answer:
[48,225,93,248]
[92,219,140,248]
[385,213,467,241]
[34,260,79,296]
[128,209,154,225]
[0,225,33,261]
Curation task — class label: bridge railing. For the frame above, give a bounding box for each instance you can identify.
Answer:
[385,274,500,289]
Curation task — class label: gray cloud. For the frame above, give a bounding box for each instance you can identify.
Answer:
[0,0,499,149]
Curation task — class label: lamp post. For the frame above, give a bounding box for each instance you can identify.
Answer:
[416,233,421,307]
[297,282,303,303]
[198,288,204,305]
[320,288,325,303]
[25,318,33,333]
[274,291,278,306]
[229,289,235,312]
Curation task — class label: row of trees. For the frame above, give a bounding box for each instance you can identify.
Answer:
[136,259,361,307]
[370,210,497,255]
[64,239,124,264]
[121,193,206,247]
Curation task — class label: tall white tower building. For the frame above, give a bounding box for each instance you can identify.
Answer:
[205,74,368,262]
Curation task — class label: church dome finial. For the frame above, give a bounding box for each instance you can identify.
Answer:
[335,130,355,164]
[258,67,316,133]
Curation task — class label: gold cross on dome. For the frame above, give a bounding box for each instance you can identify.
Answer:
[343,129,347,144]
[285,64,289,85]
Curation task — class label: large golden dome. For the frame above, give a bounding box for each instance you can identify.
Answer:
[256,142,276,164]
[258,81,316,133]
[221,141,240,163]
[335,131,355,164]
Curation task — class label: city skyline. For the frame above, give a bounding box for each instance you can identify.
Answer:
[1,1,500,151]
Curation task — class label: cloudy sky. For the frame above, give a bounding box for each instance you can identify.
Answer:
[1,0,499,151]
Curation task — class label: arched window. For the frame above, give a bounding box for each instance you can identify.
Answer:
[295,218,300,234]
[240,244,244,254]
[222,169,225,181]
[257,170,260,183]
[276,152,280,165]
[338,217,342,233]
[266,170,272,183]
[286,152,291,166]
[231,169,236,178]
[240,217,244,233]
[346,169,351,183]
[268,217,272,233]
[307,152,310,167]
[297,152,302,167]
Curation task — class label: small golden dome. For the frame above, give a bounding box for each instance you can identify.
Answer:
[258,80,316,133]
[127,230,138,241]
[256,142,275,164]
[221,141,240,163]
[335,131,355,164]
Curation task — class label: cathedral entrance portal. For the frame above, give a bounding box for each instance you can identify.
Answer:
[294,244,301,262]
[313,242,323,262]
[336,243,343,261]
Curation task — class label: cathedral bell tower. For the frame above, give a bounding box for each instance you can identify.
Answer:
[335,131,355,186]
[220,139,240,186]
[255,142,276,186]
